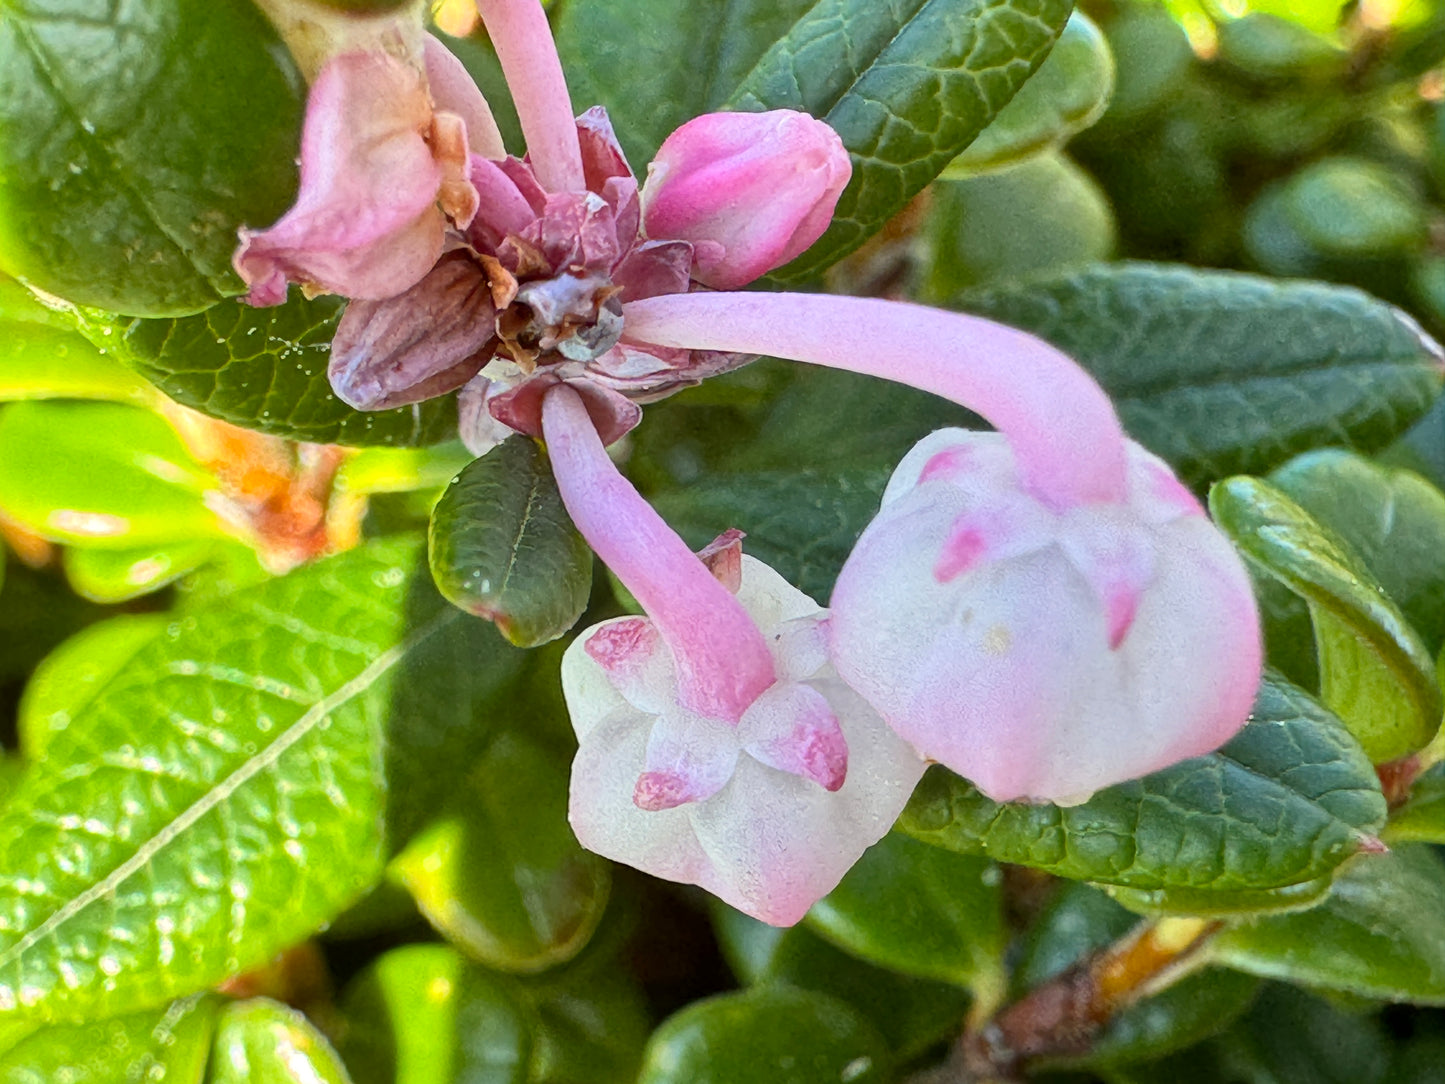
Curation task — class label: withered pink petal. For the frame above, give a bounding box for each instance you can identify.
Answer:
[235,51,448,305]
[640,110,851,289]
[697,529,745,593]
[329,251,495,410]
[488,373,642,445]
[467,155,546,251]
[577,106,634,189]
[613,240,694,301]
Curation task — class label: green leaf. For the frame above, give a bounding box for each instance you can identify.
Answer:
[428,438,592,648]
[898,674,1386,896]
[728,0,1074,281]
[1269,450,1445,657]
[522,958,650,1084]
[650,466,891,602]
[0,0,303,316]
[806,832,1006,999]
[1104,877,1336,918]
[62,538,242,604]
[389,732,610,974]
[1384,762,1445,844]
[920,152,1115,297]
[712,905,971,1060]
[0,537,522,1024]
[1272,157,1428,260]
[957,263,1445,486]
[636,987,891,1084]
[0,400,223,547]
[70,296,458,447]
[1015,881,1134,990]
[337,944,531,1084]
[336,441,475,496]
[17,612,168,759]
[0,994,218,1083]
[0,275,153,404]
[210,998,353,1084]
[947,12,1116,175]
[1211,476,1443,761]
[1213,845,1445,1003]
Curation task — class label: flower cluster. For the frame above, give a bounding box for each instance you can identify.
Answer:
[238,0,1263,925]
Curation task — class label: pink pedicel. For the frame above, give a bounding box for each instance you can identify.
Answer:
[828,430,1263,805]
[544,386,924,925]
[235,50,479,307]
[640,110,851,290]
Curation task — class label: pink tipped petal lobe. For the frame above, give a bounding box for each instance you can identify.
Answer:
[740,682,849,791]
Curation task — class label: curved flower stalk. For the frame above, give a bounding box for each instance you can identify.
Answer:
[543,386,926,926]
[620,292,1264,804]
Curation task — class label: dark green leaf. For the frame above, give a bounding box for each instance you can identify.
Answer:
[522,959,650,1084]
[1208,984,1392,1084]
[806,832,1006,998]
[1015,881,1136,990]
[957,263,1445,486]
[919,152,1115,297]
[0,563,109,689]
[1212,476,1443,761]
[389,732,610,974]
[1270,450,1445,656]
[898,674,1386,896]
[729,0,1074,280]
[0,994,217,1082]
[637,987,891,1084]
[947,11,1116,175]
[210,998,352,1084]
[1214,845,1445,1004]
[712,904,971,1060]
[338,944,531,1084]
[0,400,222,547]
[428,438,592,647]
[70,297,458,447]
[0,537,522,1024]
[0,0,303,316]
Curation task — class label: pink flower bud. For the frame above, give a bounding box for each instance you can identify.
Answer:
[640,111,851,290]
[829,430,1263,806]
[562,556,926,926]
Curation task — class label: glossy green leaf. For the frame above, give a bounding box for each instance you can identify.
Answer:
[62,538,240,604]
[390,732,610,974]
[806,832,1005,999]
[637,987,891,1084]
[0,537,522,1024]
[0,994,218,1083]
[898,674,1386,895]
[1214,845,1445,1003]
[958,263,1445,486]
[1212,476,1443,761]
[0,0,303,316]
[1269,450,1445,656]
[338,944,530,1084]
[0,400,222,547]
[336,442,475,496]
[17,612,168,760]
[920,152,1115,297]
[948,12,1116,175]
[729,0,1074,281]
[523,959,650,1084]
[0,276,153,404]
[210,998,352,1084]
[70,296,458,447]
[428,438,592,647]
[713,904,971,1060]
[1104,877,1336,918]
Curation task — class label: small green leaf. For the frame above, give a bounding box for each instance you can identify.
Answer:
[1015,881,1135,990]
[806,833,1006,999]
[428,438,592,648]
[729,0,1075,281]
[70,296,458,447]
[1284,157,1428,259]
[1105,877,1336,918]
[948,12,1116,175]
[523,960,650,1084]
[17,612,168,760]
[637,987,891,1084]
[1211,476,1443,761]
[1384,763,1445,844]
[336,441,476,496]
[958,263,1445,486]
[389,732,610,974]
[1216,14,1347,81]
[211,998,352,1084]
[0,400,222,547]
[898,674,1386,895]
[0,0,304,316]
[0,537,522,1024]
[1210,984,1393,1084]
[1213,845,1445,1004]
[1269,450,1445,656]
[0,995,218,1083]
[62,538,241,604]
[712,905,971,1060]
[338,944,531,1084]
[920,152,1115,297]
